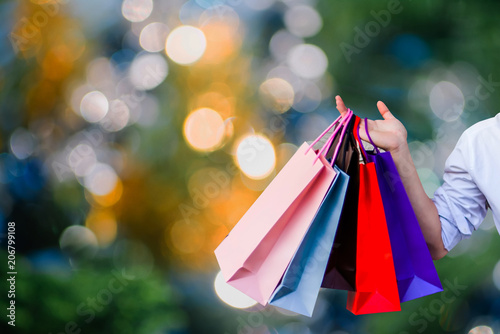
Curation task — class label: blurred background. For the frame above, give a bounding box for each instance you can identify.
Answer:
[1,0,500,333]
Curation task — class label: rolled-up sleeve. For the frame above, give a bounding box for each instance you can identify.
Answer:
[432,133,488,251]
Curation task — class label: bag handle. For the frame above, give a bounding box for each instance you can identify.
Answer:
[315,109,353,164]
[353,115,367,163]
[306,114,343,154]
[308,109,353,163]
[355,117,367,160]
[364,118,380,154]
[325,110,353,166]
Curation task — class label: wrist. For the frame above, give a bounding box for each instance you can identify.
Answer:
[389,141,410,157]
[389,142,418,180]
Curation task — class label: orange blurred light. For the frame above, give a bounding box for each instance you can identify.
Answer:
[211,225,230,247]
[30,0,58,4]
[226,177,260,230]
[85,209,118,247]
[183,107,225,152]
[89,178,124,207]
[200,22,241,64]
[192,91,235,119]
[42,47,75,81]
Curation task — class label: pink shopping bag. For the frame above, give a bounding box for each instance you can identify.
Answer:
[215,117,348,305]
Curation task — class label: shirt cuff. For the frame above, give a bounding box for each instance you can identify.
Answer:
[433,186,474,251]
[440,215,466,252]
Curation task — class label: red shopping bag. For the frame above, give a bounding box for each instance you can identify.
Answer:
[346,116,401,315]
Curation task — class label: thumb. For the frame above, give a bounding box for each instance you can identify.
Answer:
[335,95,349,116]
[377,101,395,120]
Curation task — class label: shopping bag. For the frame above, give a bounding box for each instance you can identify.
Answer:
[269,111,353,316]
[322,115,359,291]
[361,119,443,302]
[346,116,401,315]
[214,118,342,305]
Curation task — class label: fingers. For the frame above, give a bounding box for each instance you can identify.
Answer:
[335,95,348,116]
[377,101,395,120]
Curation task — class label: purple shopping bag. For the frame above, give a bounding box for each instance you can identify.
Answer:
[360,119,443,302]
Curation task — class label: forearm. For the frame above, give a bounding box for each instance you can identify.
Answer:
[390,144,448,260]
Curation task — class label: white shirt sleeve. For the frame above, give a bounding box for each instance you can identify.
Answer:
[432,132,488,251]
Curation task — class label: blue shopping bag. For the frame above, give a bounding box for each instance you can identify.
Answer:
[269,166,349,316]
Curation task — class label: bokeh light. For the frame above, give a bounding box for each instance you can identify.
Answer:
[166,26,207,65]
[80,90,109,123]
[129,53,169,90]
[139,22,170,53]
[100,99,130,132]
[235,134,276,180]
[84,163,119,196]
[287,44,328,79]
[429,81,465,121]
[85,209,118,247]
[284,5,323,38]
[121,0,153,23]
[214,271,257,308]
[200,19,240,64]
[68,143,97,177]
[267,65,302,92]
[269,29,303,61]
[10,128,35,160]
[468,326,494,334]
[183,107,225,152]
[59,225,99,259]
[89,179,124,207]
[259,78,295,113]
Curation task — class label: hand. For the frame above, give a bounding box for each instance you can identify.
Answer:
[336,97,446,259]
[335,95,408,153]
